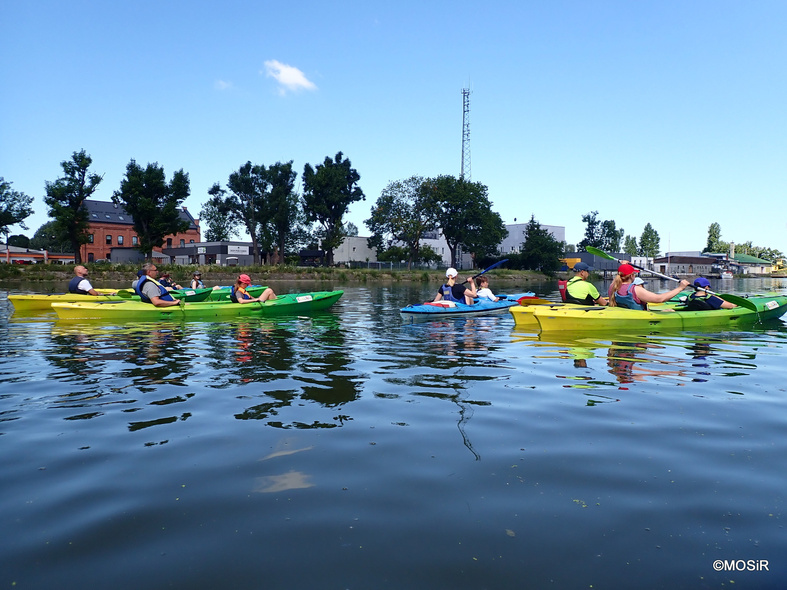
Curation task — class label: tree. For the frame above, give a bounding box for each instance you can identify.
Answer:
[30,220,71,252]
[200,189,238,242]
[519,215,563,274]
[704,222,724,253]
[112,160,190,259]
[623,235,638,256]
[264,161,299,264]
[0,177,35,247]
[345,222,359,237]
[302,152,365,265]
[42,150,103,264]
[577,211,603,251]
[8,234,30,247]
[600,220,624,252]
[638,223,660,257]
[365,176,436,269]
[422,175,507,268]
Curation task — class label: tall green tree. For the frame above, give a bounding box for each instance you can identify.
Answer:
[600,220,624,252]
[519,215,563,274]
[638,223,661,257]
[422,175,507,268]
[704,222,724,253]
[365,176,436,269]
[265,161,299,264]
[302,152,365,265]
[43,150,103,264]
[577,211,603,251]
[623,235,638,256]
[200,189,239,242]
[0,177,34,246]
[112,160,190,259]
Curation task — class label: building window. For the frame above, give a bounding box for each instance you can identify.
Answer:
[132,236,138,246]
[180,239,185,247]
[88,234,94,243]
[106,235,112,245]
[189,240,194,244]
[167,238,172,248]
[118,236,124,245]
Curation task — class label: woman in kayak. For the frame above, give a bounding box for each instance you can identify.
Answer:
[433,268,477,305]
[230,274,277,304]
[190,271,205,289]
[608,263,691,310]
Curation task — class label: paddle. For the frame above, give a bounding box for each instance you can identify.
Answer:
[585,246,757,312]
[462,258,510,284]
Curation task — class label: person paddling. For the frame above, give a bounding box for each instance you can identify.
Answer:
[433,268,477,305]
[683,277,737,310]
[608,263,691,310]
[565,262,607,306]
[68,265,112,296]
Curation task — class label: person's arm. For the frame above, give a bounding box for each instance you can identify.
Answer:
[588,285,608,306]
[432,290,444,302]
[150,295,183,308]
[463,277,477,298]
[712,295,737,309]
[636,280,691,304]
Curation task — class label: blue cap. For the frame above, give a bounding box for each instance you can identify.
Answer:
[693,277,711,289]
[573,262,590,272]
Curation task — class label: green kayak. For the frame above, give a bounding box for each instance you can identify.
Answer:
[51,290,343,321]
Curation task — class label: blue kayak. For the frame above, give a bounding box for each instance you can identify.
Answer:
[400,292,535,319]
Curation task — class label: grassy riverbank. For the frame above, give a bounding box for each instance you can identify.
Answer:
[0,262,552,286]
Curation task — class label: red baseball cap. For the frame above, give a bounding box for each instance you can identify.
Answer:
[618,263,638,276]
[238,274,252,285]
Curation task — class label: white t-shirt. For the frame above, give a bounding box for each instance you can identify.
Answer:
[76,278,93,292]
[476,287,496,301]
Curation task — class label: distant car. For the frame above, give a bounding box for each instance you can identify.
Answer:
[13,260,33,265]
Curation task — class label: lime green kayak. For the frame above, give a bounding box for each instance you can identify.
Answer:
[9,292,124,311]
[511,295,787,332]
[51,290,343,321]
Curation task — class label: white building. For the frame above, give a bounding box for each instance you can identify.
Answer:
[498,223,566,255]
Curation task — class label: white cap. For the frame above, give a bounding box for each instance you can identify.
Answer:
[446,268,458,278]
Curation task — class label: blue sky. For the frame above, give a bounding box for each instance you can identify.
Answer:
[2,0,786,255]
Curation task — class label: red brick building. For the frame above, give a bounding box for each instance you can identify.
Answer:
[81,200,200,262]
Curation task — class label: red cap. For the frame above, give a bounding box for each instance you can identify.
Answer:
[238,274,252,285]
[618,263,638,276]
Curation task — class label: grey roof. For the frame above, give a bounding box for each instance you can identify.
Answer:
[84,200,198,230]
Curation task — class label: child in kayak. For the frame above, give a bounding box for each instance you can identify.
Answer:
[475,277,499,302]
[683,277,737,310]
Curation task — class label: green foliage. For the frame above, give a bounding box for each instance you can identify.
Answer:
[30,221,71,252]
[578,211,623,252]
[43,150,102,264]
[0,177,35,241]
[201,188,238,242]
[638,223,660,257]
[302,152,365,265]
[623,235,638,256]
[365,176,435,269]
[8,234,30,247]
[112,160,190,259]
[704,222,723,253]
[421,175,507,267]
[518,215,563,274]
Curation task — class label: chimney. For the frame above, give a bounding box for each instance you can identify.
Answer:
[729,242,735,260]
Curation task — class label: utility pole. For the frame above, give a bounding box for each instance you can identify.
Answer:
[461,88,471,180]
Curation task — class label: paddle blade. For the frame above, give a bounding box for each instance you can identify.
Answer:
[115,289,135,299]
[719,294,758,312]
[585,246,616,261]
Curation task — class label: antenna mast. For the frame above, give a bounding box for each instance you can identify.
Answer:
[461,88,471,180]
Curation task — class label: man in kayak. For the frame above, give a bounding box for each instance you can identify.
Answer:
[565,262,607,306]
[68,265,111,296]
[135,263,183,308]
[230,274,277,304]
[683,277,737,310]
[608,263,691,310]
[433,268,477,305]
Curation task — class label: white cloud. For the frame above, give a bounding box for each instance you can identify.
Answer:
[263,60,317,95]
[214,79,233,91]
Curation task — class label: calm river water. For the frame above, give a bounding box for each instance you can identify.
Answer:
[2,278,787,589]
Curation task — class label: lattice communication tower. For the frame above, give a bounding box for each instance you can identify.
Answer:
[461,88,471,180]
